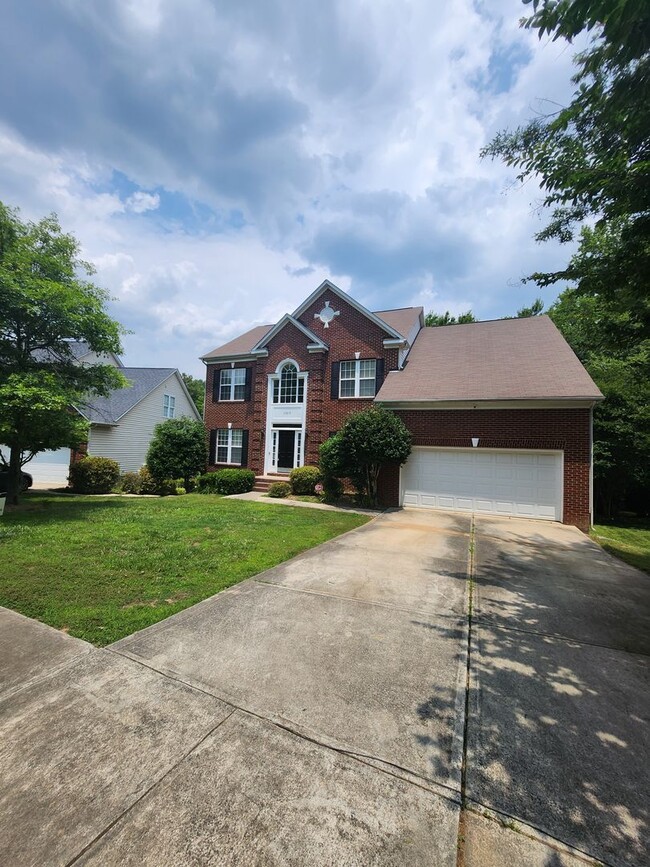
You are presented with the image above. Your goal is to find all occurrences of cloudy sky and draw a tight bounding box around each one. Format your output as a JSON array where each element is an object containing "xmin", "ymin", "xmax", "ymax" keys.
[{"xmin": 1, "ymin": 0, "xmax": 582, "ymax": 376}]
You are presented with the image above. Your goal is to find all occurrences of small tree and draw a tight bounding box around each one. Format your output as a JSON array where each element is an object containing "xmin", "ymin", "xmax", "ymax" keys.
[
  {"xmin": 0, "ymin": 203, "xmax": 126, "ymax": 503},
  {"xmin": 146, "ymin": 418, "xmax": 207, "ymax": 489},
  {"xmin": 328, "ymin": 406, "xmax": 412, "ymax": 507},
  {"xmin": 181, "ymin": 373, "xmax": 205, "ymax": 415}
]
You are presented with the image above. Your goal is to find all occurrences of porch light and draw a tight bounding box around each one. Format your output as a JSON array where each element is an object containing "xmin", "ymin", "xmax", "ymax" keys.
[
  {"xmin": 471, "ymin": 437, "xmax": 479, "ymax": 448},
  {"xmin": 228, "ymin": 422, "xmax": 233, "ymax": 430}
]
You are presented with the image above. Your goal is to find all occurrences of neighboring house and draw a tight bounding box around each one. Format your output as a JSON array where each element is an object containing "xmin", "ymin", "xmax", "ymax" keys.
[
  {"xmin": 19, "ymin": 343, "xmax": 201, "ymax": 485},
  {"xmin": 201, "ymin": 280, "xmax": 603, "ymax": 531}
]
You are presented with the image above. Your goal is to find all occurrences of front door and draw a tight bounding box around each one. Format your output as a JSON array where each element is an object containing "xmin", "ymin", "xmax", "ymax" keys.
[{"xmin": 277, "ymin": 430, "xmax": 296, "ymax": 472}]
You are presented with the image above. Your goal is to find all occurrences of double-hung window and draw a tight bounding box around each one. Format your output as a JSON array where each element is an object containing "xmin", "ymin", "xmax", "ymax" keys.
[
  {"xmin": 163, "ymin": 394, "xmax": 175, "ymax": 418},
  {"xmin": 219, "ymin": 368, "xmax": 246, "ymax": 401},
  {"xmin": 339, "ymin": 359, "xmax": 376, "ymax": 398},
  {"xmin": 216, "ymin": 428, "xmax": 243, "ymax": 465}
]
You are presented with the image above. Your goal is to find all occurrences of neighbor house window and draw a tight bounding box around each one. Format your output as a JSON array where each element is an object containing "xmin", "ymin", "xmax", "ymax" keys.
[
  {"xmin": 272, "ymin": 362, "xmax": 304, "ymax": 404},
  {"xmin": 163, "ymin": 394, "xmax": 175, "ymax": 418},
  {"xmin": 216, "ymin": 428, "xmax": 243, "ymax": 465},
  {"xmin": 219, "ymin": 368, "xmax": 247, "ymax": 401},
  {"xmin": 339, "ymin": 359, "xmax": 376, "ymax": 398}
]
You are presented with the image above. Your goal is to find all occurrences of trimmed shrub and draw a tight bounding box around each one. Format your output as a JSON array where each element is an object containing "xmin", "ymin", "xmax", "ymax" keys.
[
  {"xmin": 138, "ymin": 466, "xmax": 159, "ymax": 495},
  {"xmin": 157, "ymin": 478, "xmax": 179, "ymax": 496},
  {"xmin": 119, "ymin": 472, "xmax": 141, "ymax": 494},
  {"xmin": 197, "ymin": 468, "xmax": 255, "ymax": 495},
  {"xmin": 268, "ymin": 481, "xmax": 291, "ymax": 498},
  {"xmin": 289, "ymin": 465, "xmax": 322, "ymax": 495},
  {"xmin": 196, "ymin": 472, "xmax": 220, "ymax": 494},
  {"xmin": 69, "ymin": 456, "xmax": 120, "ymax": 494}
]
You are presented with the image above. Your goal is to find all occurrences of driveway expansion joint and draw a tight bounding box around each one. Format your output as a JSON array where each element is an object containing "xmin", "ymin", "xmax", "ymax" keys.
[
  {"xmin": 473, "ymin": 618, "xmax": 650, "ymax": 659},
  {"xmin": 252, "ymin": 576, "xmax": 467, "ymax": 620},
  {"xmin": 463, "ymin": 801, "xmax": 612, "ymax": 867},
  {"xmin": 64, "ymin": 708, "xmax": 237, "ymax": 867},
  {"xmin": 107, "ymin": 645, "xmax": 463, "ymax": 808}
]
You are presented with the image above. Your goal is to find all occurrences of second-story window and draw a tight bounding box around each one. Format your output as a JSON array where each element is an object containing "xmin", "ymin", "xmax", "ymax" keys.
[
  {"xmin": 340, "ymin": 359, "xmax": 376, "ymax": 398},
  {"xmin": 163, "ymin": 394, "xmax": 175, "ymax": 418},
  {"xmin": 273, "ymin": 362, "xmax": 304, "ymax": 404},
  {"xmin": 219, "ymin": 368, "xmax": 246, "ymax": 401}
]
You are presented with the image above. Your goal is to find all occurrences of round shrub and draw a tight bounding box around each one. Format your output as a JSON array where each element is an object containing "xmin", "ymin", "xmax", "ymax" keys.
[
  {"xmin": 157, "ymin": 478, "xmax": 178, "ymax": 496},
  {"xmin": 289, "ymin": 465, "xmax": 322, "ymax": 495},
  {"xmin": 197, "ymin": 468, "xmax": 255, "ymax": 495},
  {"xmin": 69, "ymin": 456, "xmax": 120, "ymax": 494},
  {"xmin": 119, "ymin": 472, "xmax": 141, "ymax": 494},
  {"xmin": 268, "ymin": 481, "xmax": 291, "ymax": 498}
]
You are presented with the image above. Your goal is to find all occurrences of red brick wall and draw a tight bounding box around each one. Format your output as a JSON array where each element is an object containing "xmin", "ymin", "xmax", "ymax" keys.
[
  {"xmin": 203, "ymin": 292, "xmax": 402, "ymax": 473},
  {"xmin": 377, "ymin": 408, "xmax": 592, "ymax": 531}
]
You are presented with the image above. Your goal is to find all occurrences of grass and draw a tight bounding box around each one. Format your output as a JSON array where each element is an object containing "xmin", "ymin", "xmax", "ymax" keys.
[
  {"xmin": 591, "ymin": 520, "xmax": 650, "ymax": 574},
  {"xmin": 0, "ymin": 492, "xmax": 369, "ymax": 646}
]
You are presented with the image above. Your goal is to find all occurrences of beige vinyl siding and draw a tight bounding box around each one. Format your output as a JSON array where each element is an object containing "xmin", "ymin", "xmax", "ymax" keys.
[
  {"xmin": 87, "ymin": 374, "xmax": 201, "ymax": 473},
  {"xmin": 77, "ymin": 351, "xmax": 122, "ymax": 368}
]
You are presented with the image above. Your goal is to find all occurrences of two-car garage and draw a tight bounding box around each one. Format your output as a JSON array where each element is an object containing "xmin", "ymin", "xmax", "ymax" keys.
[{"xmin": 401, "ymin": 447, "xmax": 563, "ymax": 521}]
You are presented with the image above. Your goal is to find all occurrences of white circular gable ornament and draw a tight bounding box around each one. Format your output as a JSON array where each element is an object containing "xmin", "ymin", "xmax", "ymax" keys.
[{"xmin": 314, "ymin": 300, "xmax": 340, "ymax": 328}]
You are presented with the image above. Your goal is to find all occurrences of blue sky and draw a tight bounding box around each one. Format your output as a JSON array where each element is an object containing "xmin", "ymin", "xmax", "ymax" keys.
[{"xmin": 0, "ymin": 0, "xmax": 583, "ymax": 376}]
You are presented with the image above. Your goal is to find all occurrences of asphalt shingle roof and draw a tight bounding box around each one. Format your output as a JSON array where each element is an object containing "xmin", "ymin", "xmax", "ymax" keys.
[
  {"xmin": 77, "ymin": 368, "xmax": 176, "ymax": 423},
  {"xmin": 376, "ymin": 316, "xmax": 603, "ymax": 403}
]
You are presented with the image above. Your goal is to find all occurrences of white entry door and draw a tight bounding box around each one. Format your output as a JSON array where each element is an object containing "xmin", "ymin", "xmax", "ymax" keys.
[{"xmin": 401, "ymin": 448, "xmax": 563, "ymax": 521}]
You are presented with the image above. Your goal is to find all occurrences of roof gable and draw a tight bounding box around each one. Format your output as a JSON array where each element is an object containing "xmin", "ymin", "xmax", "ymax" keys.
[
  {"xmin": 292, "ymin": 280, "xmax": 405, "ymax": 342},
  {"xmin": 249, "ymin": 314, "xmax": 328, "ymax": 354},
  {"xmin": 77, "ymin": 368, "xmax": 178, "ymax": 423}
]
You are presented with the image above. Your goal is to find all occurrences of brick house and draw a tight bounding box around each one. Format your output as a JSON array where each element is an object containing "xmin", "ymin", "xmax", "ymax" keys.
[{"xmin": 201, "ymin": 280, "xmax": 602, "ymax": 531}]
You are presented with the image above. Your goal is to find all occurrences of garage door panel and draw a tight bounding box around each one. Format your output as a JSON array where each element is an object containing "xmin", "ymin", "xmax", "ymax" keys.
[{"xmin": 401, "ymin": 448, "xmax": 562, "ymax": 521}]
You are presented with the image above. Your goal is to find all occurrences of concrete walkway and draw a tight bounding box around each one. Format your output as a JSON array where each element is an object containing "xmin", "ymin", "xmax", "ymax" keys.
[
  {"xmin": 225, "ymin": 488, "xmax": 382, "ymax": 515},
  {"xmin": 0, "ymin": 509, "xmax": 648, "ymax": 865}
]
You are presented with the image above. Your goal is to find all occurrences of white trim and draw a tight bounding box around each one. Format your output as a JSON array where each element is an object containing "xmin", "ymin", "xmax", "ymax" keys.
[
  {"xmin": 264, "ymin": 368, "xmax": 308, "ymax": 474},
  {"xmin": 339, "ymin": 358, "xmax": 376, "ymax": 399},
  {"xmin": 375, "ymin": 398, "xmax": 600, "ymax": 410},
  {"xmin": 218, "ymin": 366, "xmax": 247, "ymax": 402},
  {"xmin": 215, "ymin": 427, "xmax": 243, "ymax": 466},
  {"xmin": 163, "ymin": 393, "xmax": 176, "ymax": 418},
  {"xmin": 400, "ymin": 446, "xmax": 564, "ymax": 523},
  {"xmin": 291, "ymin": 280, "xmax": 405, "ymax": 341}
]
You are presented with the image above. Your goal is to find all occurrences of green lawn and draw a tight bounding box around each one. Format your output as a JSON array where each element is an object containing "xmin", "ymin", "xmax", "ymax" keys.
[
  {"xmin": 0, "ymin": 493, "xmax": 369, "ymax": 646},
  {"xmin": 591, "ymin": 521, "xmax": 650, "ymax": 574}
]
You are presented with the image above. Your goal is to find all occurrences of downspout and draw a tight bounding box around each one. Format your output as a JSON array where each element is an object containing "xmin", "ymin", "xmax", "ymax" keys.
[{"xmin": 589, "ymin": 403, "xmax": 594, "ymax": 527}]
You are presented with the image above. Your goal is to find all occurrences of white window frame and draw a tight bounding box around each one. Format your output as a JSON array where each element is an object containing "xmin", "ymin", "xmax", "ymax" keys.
[
  {"xmin": 219, "ymin": 367, "xmax": 247, "ymax": 402},
  {"xmin": 339, "ymin": 359, "xmax": 376, "ymax": 399},
  {"xmin": 216, "ymin": 428, "xmax": 243, "ymax": 465},
  {"xmin": 163, "ymin": 394, "xmax": 176, "ymax": 418}
]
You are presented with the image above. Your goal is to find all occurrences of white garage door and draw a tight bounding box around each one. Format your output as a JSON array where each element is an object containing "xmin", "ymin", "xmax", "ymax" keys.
[{"xmin": 401, "ymin": 448, "xmax": 563, "ymax": 521}]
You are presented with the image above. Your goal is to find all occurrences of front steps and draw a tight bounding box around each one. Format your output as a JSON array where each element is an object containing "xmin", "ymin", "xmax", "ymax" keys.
[{"xmin": 253, "ymin": 475, "xmax": 288, "ymax": 493}]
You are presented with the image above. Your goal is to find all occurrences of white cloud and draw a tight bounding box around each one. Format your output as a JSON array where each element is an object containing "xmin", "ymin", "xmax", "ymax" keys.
[{"xmin": 0, "ymin": 0, "xmax": 584, "ymax": 377}]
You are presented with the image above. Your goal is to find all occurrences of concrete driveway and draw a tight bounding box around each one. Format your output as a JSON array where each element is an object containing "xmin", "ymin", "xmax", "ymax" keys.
[{"xmin": 0, "ymin": 508, "xmax": 648, "ymax": 866}]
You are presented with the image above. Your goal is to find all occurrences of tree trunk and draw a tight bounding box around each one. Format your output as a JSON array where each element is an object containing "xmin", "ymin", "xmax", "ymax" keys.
[{"xmin": 7, "ymin": 445, "xmax": 22, "ymax": 505}]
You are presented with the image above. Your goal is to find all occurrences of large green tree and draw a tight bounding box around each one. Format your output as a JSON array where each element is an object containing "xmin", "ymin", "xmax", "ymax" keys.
[
  {"xmin": 549, "ymin": 280, "xmax": 649, "ymax": 518},
  {"xmin": 482, "ymin": 0, "xmax": 650, "ymax": 332},
  {"xmin": 181, "ymin": 372, "xmax": 205, "ymax": 415},
  {"xmin": 0, "ymin": 203, "xmax": 126, "ymax": 503}
]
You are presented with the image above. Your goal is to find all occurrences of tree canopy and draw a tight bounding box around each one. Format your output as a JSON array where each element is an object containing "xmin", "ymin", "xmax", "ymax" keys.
[
  {"xmin": 425, "ymin": 310, "xmax": 476, "ymax": 327},
  {"xmin": 0, "ymin": 202, "xmax": 126, "ymax": 502},
  {"xmin": 181, "ymin": 373, "xmax": 205, "ymax": 415},
  {"xmin": 482, "ymin": 0, "xmax": 650, "ymax": 333},
  {"xmin": 319, "ymin": 406, "xmax": 412, "ymax": 507}
]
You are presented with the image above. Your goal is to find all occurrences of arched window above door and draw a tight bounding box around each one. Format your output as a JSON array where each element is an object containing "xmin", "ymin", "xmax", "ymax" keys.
[{"xmin": 272, "ymin": 360, "xmax": 305, "ymax": 404}]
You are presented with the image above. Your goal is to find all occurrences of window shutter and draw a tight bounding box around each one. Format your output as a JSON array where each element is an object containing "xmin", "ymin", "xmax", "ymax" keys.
[
  {"xmin": 330, "ymin": 362, "xmax": 340, "ymax": 399},
  {"xmin": 212, "ymin": 369, "xmax": 220, "ymax": 403},
  {"xmin": 209, "ymin": 429, "xmax": 218, "ymax": 464},
  {"xmin": 240, "ymin": 430, "xmax": 249, "ymax": 467},
  {"xmin": 374, "ymin": 358, "xmax": 385, "ymax": 395},
  {"xmin": 244, "ymin": 367, "xmax": 252, "ymax": 401}
]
